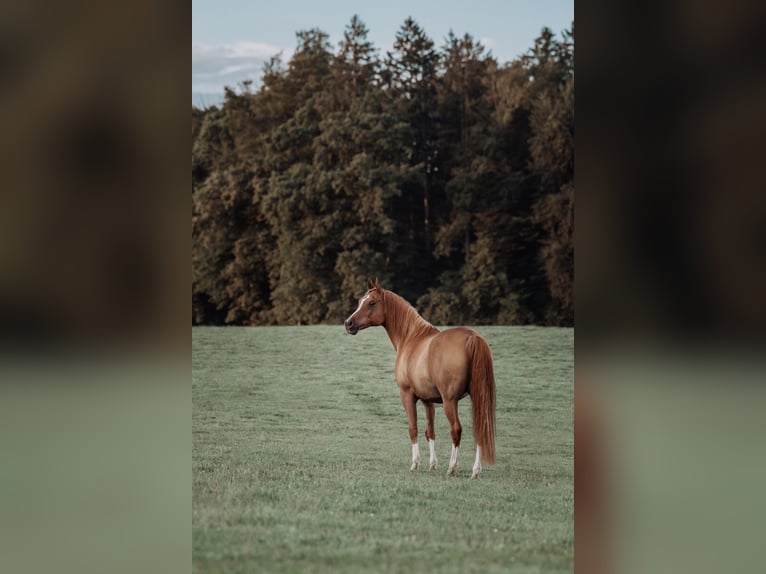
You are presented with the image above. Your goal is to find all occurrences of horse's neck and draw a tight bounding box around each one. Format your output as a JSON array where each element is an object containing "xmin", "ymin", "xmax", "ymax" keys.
[{"xmin": 382, "ymin": 291, "xmax": 437, "ymax": 351}]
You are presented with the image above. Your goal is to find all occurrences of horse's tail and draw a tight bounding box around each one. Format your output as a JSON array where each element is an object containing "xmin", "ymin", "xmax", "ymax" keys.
[{"xmin": 466, "ymin": 334, "xmax": 496, "ymax": 465}]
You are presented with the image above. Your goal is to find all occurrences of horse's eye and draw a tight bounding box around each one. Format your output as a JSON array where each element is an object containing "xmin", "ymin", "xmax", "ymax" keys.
[{"xmin": 369, "ymin": 301, "xmax": 376, "ymax": 307}]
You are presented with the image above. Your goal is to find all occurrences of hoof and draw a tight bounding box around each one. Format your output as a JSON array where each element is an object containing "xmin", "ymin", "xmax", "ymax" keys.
[
  {"xmin": 447, "ymin": 465, "xmax": 457, "ymax": 476},
  {"xmin": 470, "ymin": 470, "xmax": 481, "ymax": 479},
  {"xmin": 410, "ymin": 461, "xmax": 420, "ymax": 471},
  {"xmin": 429, "ymin": 461, "xmax": 438, "ymax": 470}
]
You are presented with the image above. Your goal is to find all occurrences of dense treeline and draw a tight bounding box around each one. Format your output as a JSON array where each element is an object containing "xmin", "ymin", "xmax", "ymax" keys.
[{"xmin": 193, "ymin": 16, "xmax": 573, "ymax": 326}]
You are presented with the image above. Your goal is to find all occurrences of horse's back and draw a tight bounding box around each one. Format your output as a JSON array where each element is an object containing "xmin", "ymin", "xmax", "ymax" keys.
[{"xmin": 431, "ymin": 326, "xmax": 481, "ymax": 352}]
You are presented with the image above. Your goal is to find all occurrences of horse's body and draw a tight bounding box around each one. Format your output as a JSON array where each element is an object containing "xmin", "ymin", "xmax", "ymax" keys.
[{"xmin": 345, "ymin": 278, "xmax": 496, "ymax": 478}]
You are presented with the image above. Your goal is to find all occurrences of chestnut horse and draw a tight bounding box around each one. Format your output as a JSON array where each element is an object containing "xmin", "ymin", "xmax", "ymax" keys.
[{"xmin": 344, "ymin": 278, "xmax": 496, "ymax": 478}]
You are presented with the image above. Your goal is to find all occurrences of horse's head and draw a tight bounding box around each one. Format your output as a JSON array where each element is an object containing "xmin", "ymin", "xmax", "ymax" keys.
[{"xmin": 344, "ymin": 277, "xmax": 385, "ymax": 335}]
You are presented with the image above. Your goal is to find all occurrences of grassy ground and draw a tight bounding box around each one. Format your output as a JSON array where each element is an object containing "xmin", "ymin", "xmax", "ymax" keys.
[{"xmin": 193, "ymin": 325, "xmax": 573, "ymax": 573}]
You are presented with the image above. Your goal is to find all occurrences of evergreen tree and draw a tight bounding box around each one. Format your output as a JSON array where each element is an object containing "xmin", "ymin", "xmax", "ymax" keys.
[
  {"xmin": 332, "ymin": 15, "xmax": 380, "ymax": 102},
  {"xmin": 258, "ymin": 29, "xmax": 334, "ymax": 323},
  {"xmin": 383, "ymin": 18, "xmax": 441, "ymax": 298},
  {"xmin": 534, "ymin": 182, "xmax": 574, "ymax": 324}
]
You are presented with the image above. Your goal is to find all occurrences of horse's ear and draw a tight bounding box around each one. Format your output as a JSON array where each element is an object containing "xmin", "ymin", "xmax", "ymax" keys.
[
  {"xmin": 375, "ymin": 277, "xmax": 381, "ymax": 291},
  {"xmin": 367, "ymin": 277, "xmax": 375, "ymax": 290}
]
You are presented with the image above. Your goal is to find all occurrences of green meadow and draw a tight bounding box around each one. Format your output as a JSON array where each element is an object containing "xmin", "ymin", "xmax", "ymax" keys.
[{"xmin": 193, "ymin": 325, "xmax": 573, "ymax": 573}]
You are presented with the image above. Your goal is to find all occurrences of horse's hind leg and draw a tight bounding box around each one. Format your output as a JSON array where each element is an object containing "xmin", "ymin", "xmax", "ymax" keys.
[
  {"xmin": 443, "ymin": 399, "xmax": 462, "ymax": 476},
  {"xmin": 400, "ymin": 389, "xmax": 420, "ymax": 470},
  {"xmin": 471, "ymin": 446, "xmax": 482, "ymax": 479},
  {"xmin": 423, "ymin": 401, "xmax": 437, "ymax": 470}
]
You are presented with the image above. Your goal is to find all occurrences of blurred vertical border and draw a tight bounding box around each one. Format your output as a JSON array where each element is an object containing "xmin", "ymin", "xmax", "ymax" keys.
[
  {"xmin": 0, "ymin": 1, "xmax": 189, "ymax": 573},
  {"xmin": 578, "ymin": 1, "xmax": 766, "ymax": 573}
]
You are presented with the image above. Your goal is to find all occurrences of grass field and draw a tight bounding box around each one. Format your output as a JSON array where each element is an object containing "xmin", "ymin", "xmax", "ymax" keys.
[{"xmin": 193, "ymin": 325, "xmax": 573, "ymax": 573}]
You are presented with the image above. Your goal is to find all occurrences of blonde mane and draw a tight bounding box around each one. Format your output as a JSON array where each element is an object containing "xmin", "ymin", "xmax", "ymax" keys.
[{"xmin": 381, "ymin": 289, "xmax": 439, "ymax": 350}]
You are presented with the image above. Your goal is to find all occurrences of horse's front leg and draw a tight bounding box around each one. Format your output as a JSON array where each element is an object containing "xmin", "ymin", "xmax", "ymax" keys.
[{"xmin": 399, "ymin": 388, "xmax": 420, "ymax": 470}]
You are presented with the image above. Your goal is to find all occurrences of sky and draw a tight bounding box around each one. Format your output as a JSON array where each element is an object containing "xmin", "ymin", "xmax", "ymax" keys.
[{"xmin": 192, "ymin": 0, "xmax": 573, "ymax": 107}]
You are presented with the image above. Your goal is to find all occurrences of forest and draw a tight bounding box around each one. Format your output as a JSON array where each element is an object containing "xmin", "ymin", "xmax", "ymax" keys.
[{"xmin": 192, "ymin": 16, "xmax": 573, "ymax": 326}]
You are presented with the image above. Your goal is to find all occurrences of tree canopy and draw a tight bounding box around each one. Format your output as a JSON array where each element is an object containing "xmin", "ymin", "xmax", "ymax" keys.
[{"xmin": 192, "ymin": 17, "xmax": 574, "ymax": 326}]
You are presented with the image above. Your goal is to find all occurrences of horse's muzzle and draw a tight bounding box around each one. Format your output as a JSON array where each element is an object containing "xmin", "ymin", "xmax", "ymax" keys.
[{"xmin": 344, "ymin": 318, "xmax": 359, "ymax": 335}]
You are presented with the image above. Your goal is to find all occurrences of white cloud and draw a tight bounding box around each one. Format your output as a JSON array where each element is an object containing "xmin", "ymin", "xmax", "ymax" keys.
[
  {"xmin": 192, "ymin": 41, "xmax": 293, "ymax": 95},
  {"xmin": 218, "ymin": 64, "xmax": 251, "ymax": 76}
]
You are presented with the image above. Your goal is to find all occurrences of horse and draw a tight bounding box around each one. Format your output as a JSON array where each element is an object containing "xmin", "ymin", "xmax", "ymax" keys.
[{"xmin": 344, "ymin": 278, "xmax": 496, "ymax": 478}]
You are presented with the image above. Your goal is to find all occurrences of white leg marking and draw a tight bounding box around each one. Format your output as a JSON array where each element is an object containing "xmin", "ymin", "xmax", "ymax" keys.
[
  {"xmin": 447, "ymin": 445, "xmax": 459, "ymax": 475},
  {"xmin": 428, "ymin": 439, "xmax": 437, "ymax": 470},
  {"xmin": 410, "ymin": 442, "xmax": 421, "ymax": 471},
  {"xmin": 471, "ymin": 445, "xmax": 482, "ymax": 478}
]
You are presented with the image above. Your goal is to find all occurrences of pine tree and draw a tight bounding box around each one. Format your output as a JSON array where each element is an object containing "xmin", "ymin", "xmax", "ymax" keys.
[{"xmin": 382, "ymin": 18, "xmax": 441, "ymax": 298}]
